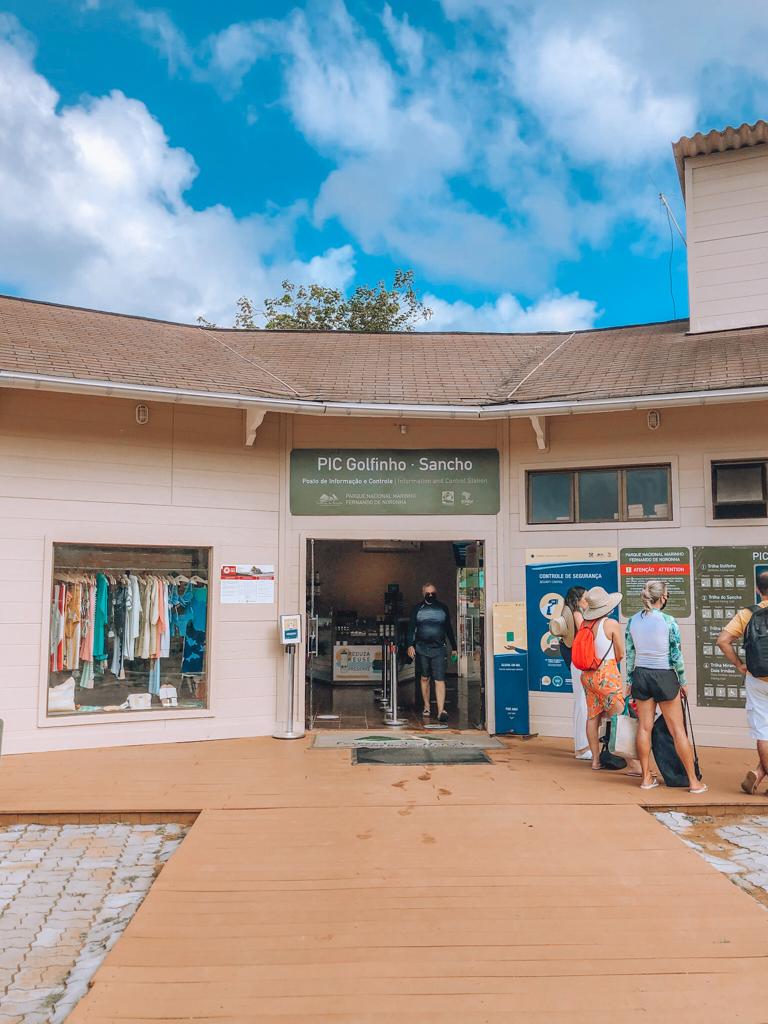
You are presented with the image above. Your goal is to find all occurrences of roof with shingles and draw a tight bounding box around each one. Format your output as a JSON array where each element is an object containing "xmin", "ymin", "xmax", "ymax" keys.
[{"xmin": 2, "ymin": 293, "xmax": 768, "ymax": 409}]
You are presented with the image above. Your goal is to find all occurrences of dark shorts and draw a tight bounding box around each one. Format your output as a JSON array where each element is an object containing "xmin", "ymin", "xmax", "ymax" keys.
[
  {"xmin": 415, "ymin": 650, "xmax": 448, "ymax": 681},
  {"xmin": 631, "ymin": 666, "xmax": 680, "ymax": 703}
]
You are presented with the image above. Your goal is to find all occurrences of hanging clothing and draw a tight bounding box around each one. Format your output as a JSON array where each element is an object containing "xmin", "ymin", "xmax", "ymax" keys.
[
  {"xmin": 63, "ymin": 584, "xmax": 82, "ymax": 671},
  {"xmin": 148, "ymin": 657, "xmax": 161, "ymax": 696},
  {"xmin": 125, "ymin": 574, "xmax": 141, "ymax": 659},
  {"xmin": 50, "ymin": 584, "xmax": 66, "ymax": 671},
  {"xmin": 168, "ymin": 584, "xmax": 182, "ymax": 637},
  {"xmin": 80, "ymin": 583, "xmax": 96, "ymax": 664},
  {"xmin": 80, "ymin": 659, "xmax": 94, "ymax": 690},
  {"xmin": 182, "ymin": 623, "xmax": 206, "ymax": 675},
  {"xmin": 110, "ymin": 584, "xmax": 128, "ymax": 679},
  {"xmin": 159, "ymin": 582, "xmax": 171, "ymax": 658},
  {"xmin": 181, "ymin": 585, "xmax": 208, "ymax": 675},
  {"xmin": 92, "ymin": 573, "xmax": 109, "ymax": 665},
  {"xmin": 138, "ymin": 577, "xmax": 152, "ymax": 660},
  {"xmin": 151, "ymin": 578, "xmax": 166, "ymax": 659}
]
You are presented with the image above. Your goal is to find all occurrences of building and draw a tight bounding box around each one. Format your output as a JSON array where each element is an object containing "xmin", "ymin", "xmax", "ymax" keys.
[{"xmin": 2, "ymin": 121, "xmax": 768, "ymax": 754}]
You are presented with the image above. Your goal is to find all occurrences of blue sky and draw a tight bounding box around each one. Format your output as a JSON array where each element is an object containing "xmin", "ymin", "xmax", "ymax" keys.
[{"xmin": 0, "ymin": 1, "xmax": 766, "ymax": 331}]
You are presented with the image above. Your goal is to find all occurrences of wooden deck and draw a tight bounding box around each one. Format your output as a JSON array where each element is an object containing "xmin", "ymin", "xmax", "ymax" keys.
[{"xmin": 2, "ymin": 735, "xmax": 768, "ymax": 1021}]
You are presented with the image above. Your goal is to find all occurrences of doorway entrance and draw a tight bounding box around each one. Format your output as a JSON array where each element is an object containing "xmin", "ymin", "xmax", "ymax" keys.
[{"xmin": 305, "ymin": 539, "xmax": 486, "ymax": 730}]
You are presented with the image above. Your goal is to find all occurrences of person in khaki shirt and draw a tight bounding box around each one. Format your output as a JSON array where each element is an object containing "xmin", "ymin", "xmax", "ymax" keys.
[{"xmin": 717, "ymin": 573, "xmax": 768, "ymax": 795}]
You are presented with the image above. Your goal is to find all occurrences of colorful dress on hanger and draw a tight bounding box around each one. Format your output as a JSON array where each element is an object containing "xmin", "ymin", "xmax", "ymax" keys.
[
  {"xmin": 181, "ymin": 585, "xmax": 208, "ymax": 675},
  {"xmin": 92, "ymin": 573, "xmax": 109, "ymax": 667}
]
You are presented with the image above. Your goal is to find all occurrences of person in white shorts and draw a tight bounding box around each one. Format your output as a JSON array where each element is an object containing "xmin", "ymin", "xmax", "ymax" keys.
[{"xmin": 718, "ymin": 572, "xmax": 768, "ymax": 795}]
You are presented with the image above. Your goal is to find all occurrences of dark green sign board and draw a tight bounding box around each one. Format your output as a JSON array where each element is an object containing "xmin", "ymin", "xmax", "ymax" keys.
[
  {"xmin": 290, "ymin": 449, "xmax": 500, "ymax": 516},
  {"xmin": 619, "ymin": 548, "xmax": 691, "ymax": 618},
  {"xmin": 692, "ymin": 546, "xmax": 761, "ymax": 709}
]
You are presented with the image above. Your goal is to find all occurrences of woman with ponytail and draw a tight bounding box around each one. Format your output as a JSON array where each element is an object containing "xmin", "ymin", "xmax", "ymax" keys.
[{"xmin": 625, "ymin": 580, "xmax": 707, "ymax": 794}]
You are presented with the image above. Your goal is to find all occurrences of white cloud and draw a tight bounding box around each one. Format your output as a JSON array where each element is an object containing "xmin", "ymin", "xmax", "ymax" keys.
[
  {"xmin": 0, "ymin": 17, "xmax": 355, "ymax": 324},
  {"xmin": 131, "ymin": 7, "xmax": 194, "ymax": 75},
  {"xmin": 273, "ymin": 4, "xmax": 554, "ymax": 290},
  {"xmin": 424, "ymin": 291, "xmax": 599, "ymax": 333},
  {"xmin": 281, "ymin": 5, "xmax": 403, "ymax": 155},
  {"xmin": 203, "ymin": 21, "xmax": 270, "ymax": 91},
  {"xmin": 381, "ymin": 5, "xmax": 424, "ymax": 76},
  {"xmin": 510, "ymin": 30, "xmax": 694, "ymax": 166}
]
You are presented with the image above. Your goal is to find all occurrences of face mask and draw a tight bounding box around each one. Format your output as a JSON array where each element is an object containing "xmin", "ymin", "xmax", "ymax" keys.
[{"xmin": 424, "ymin": 592, "xmax": 436, "ymax": 603}]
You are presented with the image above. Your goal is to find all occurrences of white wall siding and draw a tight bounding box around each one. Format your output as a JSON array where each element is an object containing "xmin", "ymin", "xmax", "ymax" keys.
[
  {"xmin": 686, "ymin": 146, "xmax": 768, "ymax": 333},
  {"xmin": 0, "ymin": 391, "xmax": 282, "ymax": 754}
]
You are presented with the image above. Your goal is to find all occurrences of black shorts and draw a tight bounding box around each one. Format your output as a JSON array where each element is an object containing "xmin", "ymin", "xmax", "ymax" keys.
[
  {"xmin": 631, "ymin": 667, "xmax": 680, "ymax": 703},
  {"xmin": 415, "ymin": 650, "xmax": 448, "ymax": 681}
]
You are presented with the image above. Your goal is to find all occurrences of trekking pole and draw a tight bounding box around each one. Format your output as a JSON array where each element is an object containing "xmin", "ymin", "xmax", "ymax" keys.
[{"xmin": 384, "ymin": 642, "xmax": 407, "ymax": 727}]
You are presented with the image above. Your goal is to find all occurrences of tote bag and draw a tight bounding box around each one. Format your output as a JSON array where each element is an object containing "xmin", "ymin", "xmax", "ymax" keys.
[{"xmin": 607, "ymin": 702, "xmax": 638, "ymax": 759}]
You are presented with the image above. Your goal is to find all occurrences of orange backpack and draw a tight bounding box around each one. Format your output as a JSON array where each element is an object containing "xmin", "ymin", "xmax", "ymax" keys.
[{"xmin": 571, "ymin": 617, "xmax": 611, "ymax": 672}]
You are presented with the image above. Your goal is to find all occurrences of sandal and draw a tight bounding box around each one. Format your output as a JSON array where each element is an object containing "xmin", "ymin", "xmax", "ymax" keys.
[
  {"xmin": 741, "ymin": 770, "xmax": 762, "ymax": 795},
  {"xmin": 640, "ymin": 778, "xmax": 659, "ymax": 790},
  {"xmin": 689, "ymin": 784, "xmax": 708, "ymax": 795}
]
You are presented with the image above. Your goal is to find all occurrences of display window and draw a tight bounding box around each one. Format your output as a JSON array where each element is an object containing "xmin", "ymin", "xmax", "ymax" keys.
[{"xmin": 47, "ymin": 544, "xmax": 210, "ymax": 717}]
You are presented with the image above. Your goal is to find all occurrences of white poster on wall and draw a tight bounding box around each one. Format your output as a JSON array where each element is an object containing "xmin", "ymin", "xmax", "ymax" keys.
[{"xmin": 220, "ymin": 564, "xmax": 276, "ymax": 604}]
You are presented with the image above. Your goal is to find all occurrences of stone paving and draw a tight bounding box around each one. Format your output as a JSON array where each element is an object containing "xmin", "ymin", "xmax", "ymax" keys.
[
  {"xmin": 655, "ymin": 810, "xmax": 768, "ymax": 909},
  {"xmin": 0, "ymin": 822, "xmax": 187, "ymax": 1024}
]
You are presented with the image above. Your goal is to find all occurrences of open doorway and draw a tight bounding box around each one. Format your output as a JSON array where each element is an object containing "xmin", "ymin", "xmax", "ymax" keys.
[{"xmin": 305, "ymin": 539, "xmax": 486, "ymax": 730}]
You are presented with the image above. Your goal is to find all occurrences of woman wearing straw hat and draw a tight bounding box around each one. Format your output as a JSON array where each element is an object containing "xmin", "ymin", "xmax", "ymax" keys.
[
  {"xmin": 550, "ymin": 586, "xmax": 591, "ymax": 760},
  {"xmin": 573, "ymin": 586, "xmax": 626, "ymax": 771}
]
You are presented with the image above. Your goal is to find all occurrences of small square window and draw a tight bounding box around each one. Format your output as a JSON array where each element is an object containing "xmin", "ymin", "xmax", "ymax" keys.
[
  {"xmin": 528, "ymin": 471, "xmax": 573, "ymax": 524},
  {"xmin": 577, "ymin": 469, "xmax": 619, "ymax": 522},
  {"xmin": 625, "ymin": 466, "xmax": 671, "ymax": 520},
  {"xmin": 713, "ymin": 462, "xmax": 767, "ymax": 520}
]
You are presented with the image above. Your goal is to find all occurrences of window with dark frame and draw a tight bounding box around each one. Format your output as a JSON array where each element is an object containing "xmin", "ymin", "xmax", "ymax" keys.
[
  {"xmin": 527, "ymin": 465, "xmax": 673, "ymax": 525},
  {"xmin": 712, "ymin": 460, "xmax": 768, "ymax": 520}
]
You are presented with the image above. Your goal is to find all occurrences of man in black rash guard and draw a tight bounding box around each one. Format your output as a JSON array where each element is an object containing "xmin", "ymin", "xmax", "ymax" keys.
[{"xmin": 407, "ymin": 582, "xmax": 458, "ymax": 722}]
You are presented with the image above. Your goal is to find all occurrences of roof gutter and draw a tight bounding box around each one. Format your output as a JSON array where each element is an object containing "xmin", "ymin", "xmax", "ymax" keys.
[{"xmin": 1, "ymin": 369, "xmax": 767, "ymax": 420}]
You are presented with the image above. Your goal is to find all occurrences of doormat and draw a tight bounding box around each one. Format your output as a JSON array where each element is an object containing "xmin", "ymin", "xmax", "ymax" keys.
[
  {"xmin": 312, "ymin": 730, "xmax": 502, "ymax": 750},
  {"xmin": 354, "ymin": 747, "xmax": 491, "ymax": 766}
]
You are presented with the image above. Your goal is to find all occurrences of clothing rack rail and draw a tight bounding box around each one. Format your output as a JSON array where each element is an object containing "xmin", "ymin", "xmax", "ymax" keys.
[{"xmin": 53, "ymin": 567, "xmax": 208, "ymax": 574}]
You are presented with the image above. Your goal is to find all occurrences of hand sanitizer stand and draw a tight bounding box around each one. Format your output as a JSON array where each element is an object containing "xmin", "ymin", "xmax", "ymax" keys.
[{"xmin": 273, "ymin": 614, "xmax": 305, "ymax": 740}]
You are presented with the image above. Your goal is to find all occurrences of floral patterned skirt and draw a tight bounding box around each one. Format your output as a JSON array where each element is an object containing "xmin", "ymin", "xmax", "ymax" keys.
[{"xmin": 581, "ymin": 659, "xmax": 625, "ymax": 720}]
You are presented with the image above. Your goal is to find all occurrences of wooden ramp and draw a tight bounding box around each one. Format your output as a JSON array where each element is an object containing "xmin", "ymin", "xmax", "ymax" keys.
[{"xmin": 1, "ymin": 736, "xmax": 767, "ymax": 1021}]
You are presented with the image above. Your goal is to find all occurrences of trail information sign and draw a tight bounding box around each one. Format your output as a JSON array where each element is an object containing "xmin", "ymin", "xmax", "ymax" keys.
[{"xmin": 693, "ymin": 546, "xmax": 753, "ymax": 708}]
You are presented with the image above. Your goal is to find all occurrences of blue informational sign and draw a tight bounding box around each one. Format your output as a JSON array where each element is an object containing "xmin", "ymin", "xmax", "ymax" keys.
[
  {"xmin": 493, "ymin": 653, "xmax": 530, "ymax": 734},
  {"xmin": 525, "ymin": 559, "xmax": 619, "ymax": 694}
]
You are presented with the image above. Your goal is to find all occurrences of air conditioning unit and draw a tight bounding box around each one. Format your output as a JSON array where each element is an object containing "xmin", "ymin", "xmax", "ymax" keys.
[{"xmin": 361, "ymin": 540, "xmax": 421, "ymax": 553}]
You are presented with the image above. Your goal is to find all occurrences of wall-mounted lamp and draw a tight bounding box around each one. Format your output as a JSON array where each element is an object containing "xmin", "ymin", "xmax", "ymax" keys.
[
  {"xmin": 647, "ymin": 410, "xmax": 661, "ymax": 431},
  {"xmin": 399, "ymin": 423, "xmax": 408, "ymax": 435},
  {"xmin": 135, "ymin": 403, "xmax": 150, "ymax": 425}
]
